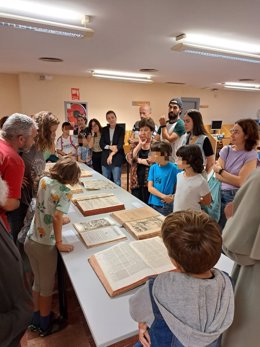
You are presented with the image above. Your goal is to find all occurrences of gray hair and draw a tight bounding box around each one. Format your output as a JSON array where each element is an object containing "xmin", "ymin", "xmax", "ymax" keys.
[{"xmin": 1, "ymin": 113, "xmax": 37, "ymax": 140}]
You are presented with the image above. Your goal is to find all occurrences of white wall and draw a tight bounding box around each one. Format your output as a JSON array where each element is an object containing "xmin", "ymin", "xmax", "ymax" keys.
[{"xmin": 1, "ymin": 72, "xmax": 260, "ymax": 133}]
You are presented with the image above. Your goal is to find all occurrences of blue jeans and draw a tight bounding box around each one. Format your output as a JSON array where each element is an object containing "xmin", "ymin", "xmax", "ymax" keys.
[
  {"xmin": 134, "ymin": 278, "xmax": 221, "ymax": 347},
  {"xmin": 149, "ymin": 204, "xmax": 173, "ymax": 216},
  {"xmin": 219, "ymin": 189, "xmax": 238, "ymax": 230},
  {"xmin": 102, "ymin": 165, "xmax": 122, "ymax": 186}
]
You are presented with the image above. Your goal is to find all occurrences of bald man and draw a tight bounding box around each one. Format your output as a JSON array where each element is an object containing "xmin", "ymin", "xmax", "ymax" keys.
[{"xmin": 129, "ymin": 105, "xmax": 157, "ymax": 145}]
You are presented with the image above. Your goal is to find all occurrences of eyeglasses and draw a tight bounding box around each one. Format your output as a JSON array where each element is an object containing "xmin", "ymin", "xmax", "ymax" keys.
[{"xmin": 230, "ymin": 128, "xmax": 240, "ymax": 135}]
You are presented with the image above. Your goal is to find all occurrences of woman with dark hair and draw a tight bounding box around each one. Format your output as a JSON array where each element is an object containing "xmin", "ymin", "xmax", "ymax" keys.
[
  {"xmin": 100, "ymin": 111, "xmax": 125, "ymax": 186},
  {"xmin": 213, "ymin": 118, "xmax": 259, "ymax": 229},
  {"xmin": 183, "ymin": 109, "xmax": 215, "ymax": 173},
  {"xmin": 173, "ymin": 144, "xmax": 212, "ymax": 212},
  {"xmin": 88, "ymin": 118, "xmax": 103, "ymax": 173}
]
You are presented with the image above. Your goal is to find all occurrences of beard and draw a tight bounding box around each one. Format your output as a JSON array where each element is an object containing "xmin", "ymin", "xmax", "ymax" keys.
[{"xmin": 168, "ymin": 112, "xmax": 178, "ymax": 123}]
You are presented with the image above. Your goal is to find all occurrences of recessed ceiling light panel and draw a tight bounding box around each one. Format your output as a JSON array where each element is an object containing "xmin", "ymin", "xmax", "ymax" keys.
[
  {"xmin": 0, "ymin": 12, "xmax": 94, "ymax": 38},
  {"xmin": 91, "ymin": 70, "xmax": 153, "ymax": 83},
  {"xmin": 172, "ymin": 33, "xmax": 260, "ymax": 63}
]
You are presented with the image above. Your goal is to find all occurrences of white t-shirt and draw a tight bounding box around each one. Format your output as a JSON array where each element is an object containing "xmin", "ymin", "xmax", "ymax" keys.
[
  {"xmin": 174, "ymin": 172, "xmax": 210, "ymax": 211},
  {"xmin": 56, "ymin": 135, "xmax": 77, "ymax": 156}
]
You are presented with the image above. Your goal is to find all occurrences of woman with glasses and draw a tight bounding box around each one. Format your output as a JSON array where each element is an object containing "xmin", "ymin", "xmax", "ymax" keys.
[{"xmin": 213, "ymin": 118, "xmax": 259, "ymax": 229}]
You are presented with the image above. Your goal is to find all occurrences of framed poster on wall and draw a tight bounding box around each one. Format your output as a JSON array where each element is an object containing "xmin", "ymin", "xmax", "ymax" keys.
[{"xmin": 64, "ymin": 101, "xmax": 88, "ymax": 126}]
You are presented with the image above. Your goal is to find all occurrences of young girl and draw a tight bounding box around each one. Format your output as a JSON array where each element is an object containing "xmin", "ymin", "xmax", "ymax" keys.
[
  {"xmin": 77, "ymin": 133, "xmax": 92, "ymax": 167},
  {"xmin": 24, "ymin": 156, "xmax": 81, "ymax": 337},
  {"xmin": 174, "ymin": 144, "xmax": 211, "ymax": 212}
]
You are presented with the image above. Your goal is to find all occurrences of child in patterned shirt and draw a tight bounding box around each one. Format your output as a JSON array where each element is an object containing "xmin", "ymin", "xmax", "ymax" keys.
[{"xmin": 25, "ymin": 156, "xmax": 81, "ymax": 337}]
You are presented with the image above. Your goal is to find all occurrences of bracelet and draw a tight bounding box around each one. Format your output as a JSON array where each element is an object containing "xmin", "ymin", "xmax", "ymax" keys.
[
  {"xmin": 160, "ymin": 125, "xmax": 166, "ymax": 128},
  {"xmin": 55, "ymin": 240, "xmax": 62, "ymax": 245},
  {"xmin": 218, "ymin": 168, "xmax": 224, "ymax": 175}
]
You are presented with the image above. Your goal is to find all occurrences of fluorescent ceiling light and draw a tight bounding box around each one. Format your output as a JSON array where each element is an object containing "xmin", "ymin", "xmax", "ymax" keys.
[
  {"xmin": 92, "ymin": 70, "xmax": 153, "ymax": 83},
  {"xmin": 0, "ymin": 13, "xmax": 93, "ymax": 38},
  {"xmin": 224, "ymin": 82, "xmax": 260, "ymax": 91},
  {"xmin": 172, "ymin": 34, "xmax": 260, "ymax": 64},
  {"xmin": 0, "ymin": 0, "xmax": 81, "ymax": 21}
]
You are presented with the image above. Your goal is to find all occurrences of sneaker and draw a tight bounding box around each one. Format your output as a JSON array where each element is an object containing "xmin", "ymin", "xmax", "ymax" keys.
[
  {"xmin": 28, "ymin": 323, "xmax": 40, "ymax": 332},
  {"xmin": 39, "ymin": 317, "xmax": 67, "ymax": 337}
]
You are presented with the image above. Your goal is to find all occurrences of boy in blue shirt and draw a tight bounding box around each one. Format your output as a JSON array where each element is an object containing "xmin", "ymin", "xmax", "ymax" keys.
[{"xmin": 148, "ymin": 141, "xmax": 179, "ymax": 216}]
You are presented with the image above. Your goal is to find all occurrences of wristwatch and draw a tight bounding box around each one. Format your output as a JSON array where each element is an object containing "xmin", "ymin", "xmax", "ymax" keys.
[{"xmin": 218, "ymin": 168, "xmax": 224, "ymax": 175}]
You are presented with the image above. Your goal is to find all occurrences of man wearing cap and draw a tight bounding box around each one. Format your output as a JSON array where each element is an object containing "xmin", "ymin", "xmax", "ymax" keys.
[
  {"xmin": 73, "ymin": 114, "xmax": 89, "ymax": 146},
  {"xmin": 157, "ymin": 98, "xmax": 185, "ymax": 162}
]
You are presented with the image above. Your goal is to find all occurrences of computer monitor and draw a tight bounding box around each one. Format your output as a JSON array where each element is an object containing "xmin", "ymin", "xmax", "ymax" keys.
[{"xmin": 211, "ymin": 120, "xmax": 222, "ymax": 134}]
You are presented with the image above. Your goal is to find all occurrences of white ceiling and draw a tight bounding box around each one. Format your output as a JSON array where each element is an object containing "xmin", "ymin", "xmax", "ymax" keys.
[{"xmin": 1, "ymin": 0, "xmax": 260, "ymax": 89}]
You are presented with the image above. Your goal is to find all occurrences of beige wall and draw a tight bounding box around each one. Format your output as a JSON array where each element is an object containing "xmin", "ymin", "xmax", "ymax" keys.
[
  {"xmin": 1, "ymin": 72, "xmax": 260, "ymax": 134},
  {"xmin": 0, "ymin": 74, "xmax": 21, "ymax": 116}
]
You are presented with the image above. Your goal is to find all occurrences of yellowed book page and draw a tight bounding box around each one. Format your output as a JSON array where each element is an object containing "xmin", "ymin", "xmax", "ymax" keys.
[
  {"xmin": 111, "ymin": 206, "xmax": 160, "ymax": 226},
  {"xmin": 131, "ymin": 237, "xmax": 174, "ymax": 274},
  {"xmin": 66, "ymin": 182, "xmax": 84, "ymax": 194},
  {"xmin": 83, "ymin": 179, "xmax": 115, "ymax": 190},
  {"xmin": 124, "ymin": 215, "xmax": 164, "ymax": 239},
  {"xmin": 73, "ymin": 218, "xmax": 113, "ymax": 234},
  {"xmin": 91, "ymin": 242, "xmax": 155, "ymax": 292},
  {"xmin": 76, "ymin": 194, "xmax": 122, "ymax": 212},
  {"xmin": 80, "ymin": 225, "xmax": 126, "ymax": 247},
  {"xmin": 80, "ymin": 170, "xmax": 93, "ymax": 177}
]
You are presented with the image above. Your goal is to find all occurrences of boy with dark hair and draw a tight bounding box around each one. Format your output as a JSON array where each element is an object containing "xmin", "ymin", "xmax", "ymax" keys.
[
  {"xmin": 148, "ymin": 141, "xmax": 179, "ymax": 216},
  {"xmin": 129, "ymin": 210, "xmax": 234, "ymax": 347},
  {"xmin": 56, "ymin": 121, "xmax": 77, "ymax": 157}
]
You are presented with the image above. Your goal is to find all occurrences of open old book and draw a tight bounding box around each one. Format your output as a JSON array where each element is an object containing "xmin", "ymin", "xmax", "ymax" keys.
[
  {"xmin": 73, "ymin": 217, "xmax": 126, "ymax": 247},
  {"xmin": 83, "ymin": 179, "xmax": 115, "ymax": 190},
  {"xmin": 72, "ymin": 193, "xmax": 125, "ymax": 216},
  {"xmin": 111, "ymin": 206, "xmax": 164, "ymax": 239},
  {"xmin": 66, "ymin": 182, "xmax": 84, "ymax": 194},
  {"xmin": 80, "ymin": 169, "xmax": 93, "ymax": 178},
  {"xmin": 89, "ymin": 236, "xmax": 174, "ymax": 297}
]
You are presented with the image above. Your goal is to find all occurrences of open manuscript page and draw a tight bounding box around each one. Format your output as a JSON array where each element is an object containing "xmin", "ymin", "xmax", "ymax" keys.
[
  {"xmin": 73, "ymin": 218, "xmax": 126, "ymax": 247},
  {"xmin": 89, "ymin": 236, "xmax": 174, "ymax": 296},
  {"xmin": 83, "ymin": 179, "xmax": 115, "ymax": 190},
  {"xmin": 111, "ymin": 206, "xmax": 164, "ymax": 239},
  {"xmin": 73, "ymin": 193, "xmax": 125, "ymax": 216}
]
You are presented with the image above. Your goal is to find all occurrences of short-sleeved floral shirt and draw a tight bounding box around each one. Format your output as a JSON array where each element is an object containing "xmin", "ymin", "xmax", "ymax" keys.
[{"xmin": 28, "ymin": 176, "xmax": 72, "ymax": 245}]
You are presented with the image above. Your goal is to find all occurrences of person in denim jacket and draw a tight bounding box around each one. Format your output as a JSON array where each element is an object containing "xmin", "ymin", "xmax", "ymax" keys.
[{"xmin": 129, "ymin": 210, "xmax": 234, "ymax": 347}]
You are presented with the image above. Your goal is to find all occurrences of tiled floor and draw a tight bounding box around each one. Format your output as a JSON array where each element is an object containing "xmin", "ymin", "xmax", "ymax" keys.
[{"xmin": 21, "ymin": 170, "xmax": 139, "ymax": 347}]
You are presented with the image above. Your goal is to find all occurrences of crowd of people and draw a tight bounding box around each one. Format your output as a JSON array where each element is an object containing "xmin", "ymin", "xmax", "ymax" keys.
[{"xmin": 0, "ymin": 99, "xmax": 260, "ymax": 346}]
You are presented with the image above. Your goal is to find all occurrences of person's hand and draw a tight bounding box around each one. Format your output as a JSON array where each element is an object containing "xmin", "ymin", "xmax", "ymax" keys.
[
  {"xmin": 138, "ymin": 322, "xmax": 150, "ymax": 347},
  {"xmin": 62, "ymin": 215, "xmax": 70, "ymax": 225},
  {"xmin": 110, "ymin": 145, "xmax": 118, "ymax": 153},
  {"xmin": 146, "ymin": 156, "xmax": 155, "ymax": 165},
  {"xmin": 21, "ymin": 177, "xmax": 29, "ymax": 188},
  {"xmin": 159, "ymin": 116, "xmax": 167, "ymax": 126},
  {"xmin": 224, "ymin": 202, "xmax": 234, "ymax": 219},
  {"xmin": 56, "ymin": 242, "xmax": 74, "ymax": 253},
  {"xmin": 162, "ymin": 194, "xmax": 174, "ymax": 204},
  {"xmin": 139, "ymin": 136, "xmax": 147, "ymax": 146},
  {"xmin": 107, "ymin": 154, "xmax": 113, "ymax": 165},
  {"xmin": 213, "ymin": 163, "xmax": 222, "ymax": 173}
]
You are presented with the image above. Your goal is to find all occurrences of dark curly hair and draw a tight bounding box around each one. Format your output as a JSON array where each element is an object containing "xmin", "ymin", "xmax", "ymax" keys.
[{"xmin": 176, "ymin": 144, "xmax": 204, "ymax": 173}]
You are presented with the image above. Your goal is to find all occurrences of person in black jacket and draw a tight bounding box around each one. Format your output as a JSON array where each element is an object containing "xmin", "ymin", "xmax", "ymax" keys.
[
  {"xmin": 100, "ymin": 110, "xmax": 125, "ymax": 186},
  {"xmin": 0, "ymin": 177, "xmax": 32, "ymax": 347}
]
